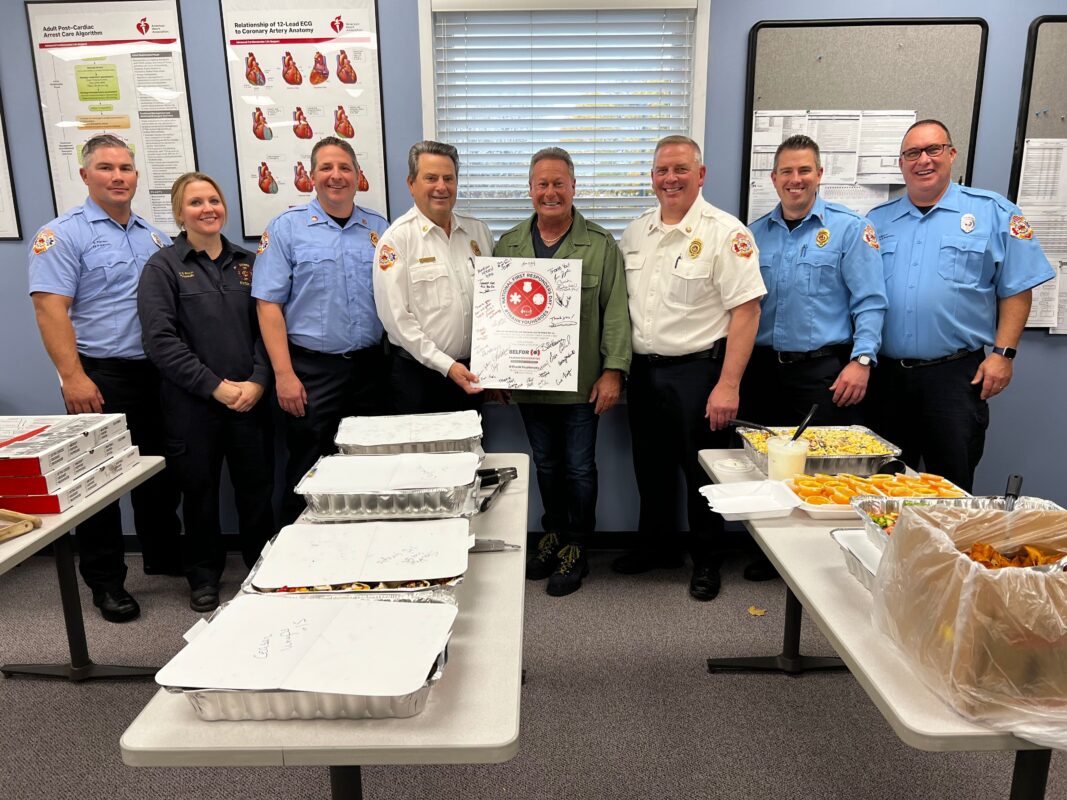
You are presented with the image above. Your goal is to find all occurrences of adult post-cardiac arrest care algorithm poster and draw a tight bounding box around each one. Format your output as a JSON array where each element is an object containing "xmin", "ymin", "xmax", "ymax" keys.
[
  {"xmin": 220, "ymin": 0, "xmax": 388, "ymax": 238},
  {"xmin": 26, "ymin": 0, "xmax": 197, "ymax": 235}
]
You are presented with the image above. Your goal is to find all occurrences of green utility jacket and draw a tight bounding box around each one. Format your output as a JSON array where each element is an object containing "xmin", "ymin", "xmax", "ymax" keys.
[{"xmin": 493, "ymin": 209, "xmax": 632, "ymax": 404}]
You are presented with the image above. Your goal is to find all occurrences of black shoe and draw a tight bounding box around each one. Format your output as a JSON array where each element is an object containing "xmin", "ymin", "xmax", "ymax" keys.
[
  {"xmin": 190, "ymin": 585, "xmax": 220, "ymax": 613},
  {"xmin": 688, "ymin": 564, "xmax": 721, "ymax": 601},
  {"xmin": 526, "ymin": 532, "xmax": 561, "ymax": 580},
  {"xmin": 611, "ymin": 549, "xmax": 684, "ymax": 575},
  {"xmin": 547, "ymin": 544, "xmax": 589, "ymax": 597},
  {"xmin": 92, "ymin": 589, "xmax": 140, "ymax": 623},
  {"xmin": 743, "ymin": 556, "xmax": 780, "ymax": 582}
]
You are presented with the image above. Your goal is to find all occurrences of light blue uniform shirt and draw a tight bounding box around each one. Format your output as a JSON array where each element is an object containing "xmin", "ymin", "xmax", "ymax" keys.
[
  {"xmin": 251, "ymin": 197, "xmax": 388, "ymax": 354},
  {"xmin": 749, "ymin": 196, "xmax": 887, "ymax": 360},
  {"xmin": 27, "ymin": 197, "xmax": 170, "ymax": 359},
  {"xmin": 867, "ymin": 183, "xmax": 1054, "ymax": 361}
]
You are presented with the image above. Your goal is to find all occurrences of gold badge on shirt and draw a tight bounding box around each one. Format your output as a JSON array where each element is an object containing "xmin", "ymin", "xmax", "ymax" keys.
[
  {"xmin": 815, "ymin": 228, "xmax": 830, "ymax": 248},
  {"xmin": 687, "ymin": 238, "xmax": 703, "ymax": 258},
  {"xmin": 369, "ymin": 231, "xmax": 379, "ymax": 246},
  {"xmin": 730, "ymin": 232, "xmax": 754, "ymax": 259},
  {"xmin": 470, "ymin": 240, "xmax": 482, "ymax": 257},
  {"xmin": 862, "ymin": 224, "xmax": 879, "ymax": 250},
  {"xmin": 32, "ymin": 228, "xmax": 57, "ymax": 255}
]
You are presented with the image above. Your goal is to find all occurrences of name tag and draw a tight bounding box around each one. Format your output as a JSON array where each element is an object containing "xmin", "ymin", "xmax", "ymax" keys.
[{"xmin": 418, "ymin": 256, "xmax": 436, "ymax": 264}]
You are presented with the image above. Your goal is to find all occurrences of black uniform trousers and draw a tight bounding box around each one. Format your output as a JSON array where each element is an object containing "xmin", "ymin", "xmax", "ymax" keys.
[
  {"xmin": 627, "ymin": 351, "xmax": 730, "ymax": 566},
  {"xmin": 389, "ymin": 352, "xmax": 482, "ymax": 414},
  {"xmin": 75, "ymin": 356, "xmax": 182, "ymax": 592},
  {"xmin": 866, "ymin": 349, "xmax": 988, "ymax": 493},
  {"xmin": 740, "ymin": 345, "xmax": 859, "ymax": 427},
  {"xmin": 162, "ymin": 385, "xmax": 275, "ymax": 589},
  {"xmin": 282, "ymin": 343, "xmax": 387, "ymax": 524}
]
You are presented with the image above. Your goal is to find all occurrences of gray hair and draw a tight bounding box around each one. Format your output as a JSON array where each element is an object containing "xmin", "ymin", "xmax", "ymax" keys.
[
  {"xmin": 529, "ymin": 147, "xmax": 574, "ymax": 181},
  {"xmin": 774, "ymin": 134, "xmax": 822, "ymax": 170},
  {"xmin": 81, "ymin": 134, "xmax": 133, "ymax": 165},
  {"xmin": 311, "ymin": 136, "xmax": 359, "ymax": 172},
  {"xmin": 653, "ymin": 135, "xmax": 702, "ymax": 165},
  {"xmin": 408, "ymin": 141, "xmax": 459, "ymax": 182}
]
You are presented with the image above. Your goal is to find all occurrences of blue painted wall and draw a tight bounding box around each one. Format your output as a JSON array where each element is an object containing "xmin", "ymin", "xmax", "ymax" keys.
[{"xmin": 1, "ymin": 0, "xmax": 1062, "ymax": 534}]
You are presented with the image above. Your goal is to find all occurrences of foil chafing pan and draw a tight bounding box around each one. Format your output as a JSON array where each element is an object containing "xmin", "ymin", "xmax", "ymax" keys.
[
  {"xmin": 852, "ymin": 494, "xmax": 1065, "ymax": 550},
  {"xmin": 738, "ymin": 425, "xmax": 902, "ymax": 477},
  {"xmin": 334, "ymin": 411, "xmax": 483, "ymax": 456},
  {"xmin": 164, "ymin": 652, "xmax": 446, "ymax": 721}
]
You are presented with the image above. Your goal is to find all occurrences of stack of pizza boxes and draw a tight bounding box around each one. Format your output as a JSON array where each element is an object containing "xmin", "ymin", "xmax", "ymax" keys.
[{"xmin": 0, "ymin": 415, "xmax": 138, "ymax": 514}]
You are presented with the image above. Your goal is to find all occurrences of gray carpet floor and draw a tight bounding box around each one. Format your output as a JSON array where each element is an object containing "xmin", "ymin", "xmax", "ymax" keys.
[{"xmin": 1, "ymin": 550, "xmax": 1063, "ymax": 799}]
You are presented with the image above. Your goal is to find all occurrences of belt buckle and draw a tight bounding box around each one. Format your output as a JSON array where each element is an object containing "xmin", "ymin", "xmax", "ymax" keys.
[
  {"xmin": 899, "ymin": 358, "xmax": 914, "ymax": 369},
  {"xmin": 776, "ymin": 351, "xmax": 793, "ymax": 365}
]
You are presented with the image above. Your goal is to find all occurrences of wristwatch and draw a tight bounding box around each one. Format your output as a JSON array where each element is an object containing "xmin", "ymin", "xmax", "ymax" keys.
[
  {"xmin": 991, "ymin": 346, "xmax": 1017, "ymax": 360},
  {"xmin": 853, "ymin": 354, "xmax": 873, "ymax": 367}
]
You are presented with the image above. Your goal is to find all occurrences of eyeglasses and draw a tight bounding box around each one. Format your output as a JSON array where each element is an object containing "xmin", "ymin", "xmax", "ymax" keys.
[{"xmin": 900, "ymin": 143, "xmax": 953, "ymax": 161}]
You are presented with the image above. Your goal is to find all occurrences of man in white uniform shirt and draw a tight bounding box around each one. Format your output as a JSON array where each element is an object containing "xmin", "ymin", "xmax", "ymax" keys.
[
  {"xmin": 615, "ymin": 135, "xmax": 766, "ymax": 600},
  {"xmin": 373, "ymin": 140, "xmax": 494, "ymax": 412}
]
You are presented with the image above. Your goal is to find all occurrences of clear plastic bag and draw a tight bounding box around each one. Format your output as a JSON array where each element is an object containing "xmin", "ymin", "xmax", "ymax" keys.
[{"xmin": 872, "ymin": 505, "xmax": 1067, "ymax": 749}]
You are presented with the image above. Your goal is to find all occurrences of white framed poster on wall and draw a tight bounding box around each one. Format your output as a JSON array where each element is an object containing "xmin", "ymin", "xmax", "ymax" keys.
[
  {"xmin": 0, "ymin": 83, "xmax": 22, "ymax": 240},
  {"xmin": 219, "ymin": 0, "xmax": 389, "ymax": 238},
  {"xmin": 25, "ymin": 0, "xmax": 198, "ymax": 235}
]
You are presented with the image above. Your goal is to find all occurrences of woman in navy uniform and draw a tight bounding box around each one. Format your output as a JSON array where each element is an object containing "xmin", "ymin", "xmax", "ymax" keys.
[{"xmin": 138, "ymin": 173, "xmax": 275, "ymax": 613}]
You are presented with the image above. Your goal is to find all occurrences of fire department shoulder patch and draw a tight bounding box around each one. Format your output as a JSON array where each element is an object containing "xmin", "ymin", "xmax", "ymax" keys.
[
  {"xmin": 731, "ymin": 231, "xmax": 754, "ymax": 259},
  {"xmin": 863, "ymin": 224, "xmax": 879, "ymax": 250},
  {"xmin": 1009, "ymin": 214, "xmax": 1033, "ymax": 240}
]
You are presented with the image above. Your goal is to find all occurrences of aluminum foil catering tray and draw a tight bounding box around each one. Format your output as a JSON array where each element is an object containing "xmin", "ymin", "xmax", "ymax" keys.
[
  {"xmin": 738, "ymin": 425, "xmax": 902, "ymax": 477},
  {"xmin": 296, "ymin": 453, "xmax": 481, "ymax": 520},
  {"xmin": 335, "ymin": 411, "xmax": 483, "ymax": 456},
  {"xmin": 852, "ymin": 495, "xmax": 1065, "ymax": 550},
  {"xmin": 156, "ymin": 595, "xmax": 457, "ymax": 721},
  {"xmin": 166, "ymin": 651, "xmax": 446, "ymax": 721}
]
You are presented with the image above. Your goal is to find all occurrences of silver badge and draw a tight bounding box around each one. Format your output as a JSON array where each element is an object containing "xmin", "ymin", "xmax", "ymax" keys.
[{"xmin": 961, "ymin": 213, "xmax": 976, "ymax": 233}]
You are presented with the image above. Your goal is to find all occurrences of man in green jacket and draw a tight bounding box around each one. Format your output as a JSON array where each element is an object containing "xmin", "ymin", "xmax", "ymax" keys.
[{"xmin": 494, "ymin": 147, "xmax": 632, "ymax": 596}]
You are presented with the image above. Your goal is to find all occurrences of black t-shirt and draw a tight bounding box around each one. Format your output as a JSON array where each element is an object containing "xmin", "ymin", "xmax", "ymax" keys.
[
  {"xmin": 784, "ymin": 217, "xmax": 803, "ymax": 231},
  {"xmin": 531, "ymin": 220, "xmax": 572, "ymax": 258},
  {"xmin": 328, "ymin": 213, "xmax": 351, "ymax": 228},
  {"xmin": 915, "ymin": 205, "xmax": 934, "ymax": 216}
]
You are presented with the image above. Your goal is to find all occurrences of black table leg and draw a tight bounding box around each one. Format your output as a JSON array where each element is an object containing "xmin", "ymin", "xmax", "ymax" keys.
[
  {"xmin": 1010, "ymin": 749, "xmax": 1051, "ymax": 800},
  {"xmin": 330, "ymin": 765, "xmax": 363, "ymax": 799},
  {"xmin": 707, "ymin": 586, "xmax": 847, "ymax": 675},
  {"xmin": 0, "ymin": 534, "xmax": 157, "ymax": 681}
]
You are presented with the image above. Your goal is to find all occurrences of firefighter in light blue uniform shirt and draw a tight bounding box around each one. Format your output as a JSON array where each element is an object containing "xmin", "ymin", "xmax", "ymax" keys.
[
  {"xmin": 252, "ymin": 136, "xmax": 389, "ymax": 524},
  {"xmin": 27, "ymin": 133, "xmax": 182, "ymax": 623},
  {"xmin": 866, "ymin": 119, "xmax": 1054, "ymax": 491},
  {"xmin": 743, "ymin": 134, "xmax": 887, "ymax": 429}
]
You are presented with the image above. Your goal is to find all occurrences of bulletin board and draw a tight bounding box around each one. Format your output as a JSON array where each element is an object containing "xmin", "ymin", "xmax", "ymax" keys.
[
  {"xmin": 1008, "ymin": 16, "xmax": 1067, "ymax": 200},
  {"xmin": 741, "ymin": 19, "xmax": 987, "ymax": 220}
]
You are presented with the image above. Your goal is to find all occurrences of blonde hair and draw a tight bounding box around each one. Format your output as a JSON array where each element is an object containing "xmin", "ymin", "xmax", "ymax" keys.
[{"xmin": 170, "ymin": 172, "xmax": 227, "ymax": 227}]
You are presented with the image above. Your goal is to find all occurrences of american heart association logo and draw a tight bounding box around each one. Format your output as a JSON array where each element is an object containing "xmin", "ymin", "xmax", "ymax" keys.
[
  {"xmin": 330, "ymin": 15, "xmax": 344, "ymax": 33},
  {"xmin": 136, "ymin": 17, "xmax": 150, "ymax": 35}
]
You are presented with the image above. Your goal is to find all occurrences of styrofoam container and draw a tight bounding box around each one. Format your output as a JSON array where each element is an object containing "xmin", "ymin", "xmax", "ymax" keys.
[
  {"xmin": 699, "ymin": 480, "xmax": 802, "ymax": 521},
  {"xmin": 335, "ymin": 411, "xmax": 483, "ymax": 455},
  {"xmin": 853, "ymin": 495, "xmax": 1066, "ymax": 551},
  {"xmin": 830, "ymin": 528, "xmax": 882, "ymax": 591},
  {"xmin": 296, "ymin": 453, "xmax": 480, "ymax": 520},
  {"xmin": 710, "ymin": 458, "xmax": 758, "ymax": 483}
]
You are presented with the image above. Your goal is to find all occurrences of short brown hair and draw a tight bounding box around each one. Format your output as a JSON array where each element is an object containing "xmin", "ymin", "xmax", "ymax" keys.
[
  {"xmin": 170, "ymin": 172, "xmax": 226, "ymax": 227},
  {"xmin": 311, "ymin": 136, "xmax": 359, "ymax": 172},
  {"xmin": 773, "ymin": 134, "xmax": 821, "ymax": 170}
]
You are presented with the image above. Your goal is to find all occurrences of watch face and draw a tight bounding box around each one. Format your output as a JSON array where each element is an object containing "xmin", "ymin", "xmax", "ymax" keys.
[{"xmin": 855, "ymin": 355, "xmax": 872, "ymax": 366}]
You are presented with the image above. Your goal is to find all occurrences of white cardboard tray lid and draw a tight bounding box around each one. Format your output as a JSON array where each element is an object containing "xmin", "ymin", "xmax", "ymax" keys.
[
  {"xmin": 299, "ymin": 452, "xmax": 480, "ymax": 493},
  {"xmin": 336, "ymin": 411, "xmax": 482, "ymax": 446},
  {"xmin": 156, "ymin": 594, "xmax": 458, "ymax": 696},
  {"xmin": 699, "ymin": 480, "xmax": 801, "ymax": 514},
  {"xmin": 252, "ymin": 520, "xmax": 470, "ymax": 588}
]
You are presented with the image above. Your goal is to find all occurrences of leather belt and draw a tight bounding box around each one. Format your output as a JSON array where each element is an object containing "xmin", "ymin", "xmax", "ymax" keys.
[
  {"xmin": 894, "ymin": 348, "xmax": 982, "ymax": 369},
  {"xmin": 772, "ymin": 345, "xmax": 846, "ymax": 365},
  {"xmin": 292, "ymin": 344, "xmax": 380, "ymax": 360},
  {"xmin": 639, "ymin": 339, "xmax": 725, "ymax": 366}
]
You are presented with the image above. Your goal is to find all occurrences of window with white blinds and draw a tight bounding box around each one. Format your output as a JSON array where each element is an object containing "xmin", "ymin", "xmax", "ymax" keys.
[{"xmin": 428, "ymin": 6, "xmax": 701, "ymax": 236}]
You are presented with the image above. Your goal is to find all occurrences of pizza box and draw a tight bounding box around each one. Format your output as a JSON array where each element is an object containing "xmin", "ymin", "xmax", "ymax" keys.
[
  {"xmin": 0, "ymin": 415, "xmax": 128, "ymax": 477},
  {"xmin": 0, "ymin": 430, "xmax": 132, "ymax": 495},
  {"xmin": 0, "ymin": 446, "xmax": 139, "ymax": 514}
]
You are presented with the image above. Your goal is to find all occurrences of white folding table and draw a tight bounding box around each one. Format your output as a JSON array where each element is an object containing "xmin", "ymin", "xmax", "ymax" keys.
[
  {"xmin": 1, "ymin": 456, "xmax": 165, "ymax": 681},
  {"xmin": 121, "ymin": 453, "xmax": 529, "ymax": 800},
  {"xmin": 698, "ymin": 448, "xmax": 1053, "ymax": 800}
]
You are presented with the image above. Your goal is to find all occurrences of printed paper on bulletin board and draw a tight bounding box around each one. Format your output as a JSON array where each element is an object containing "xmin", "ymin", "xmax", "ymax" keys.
[
  {"xmin": 220, "ymin": 0, "xmax": 388, "ymax": 238},
  {"xmin": 0, "ymin": 86, "xmax": 21, "ymax": 240},
  {"xmin": 26, "ymin": 0, "xmax": 197, "ymax": 235}
]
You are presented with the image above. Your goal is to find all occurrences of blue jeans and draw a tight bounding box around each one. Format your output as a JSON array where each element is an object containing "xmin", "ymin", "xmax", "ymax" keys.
[{"xmin": 519, "ymin": 403, "xmax": 599, "ymax": 539}]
